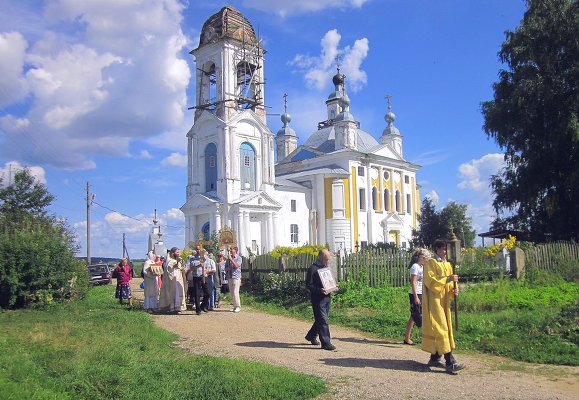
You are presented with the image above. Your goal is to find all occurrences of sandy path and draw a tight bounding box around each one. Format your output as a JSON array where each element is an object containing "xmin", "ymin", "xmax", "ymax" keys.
[{"xmin": 131, "ymin": 281, "xmax": 578, "ymax": 399}]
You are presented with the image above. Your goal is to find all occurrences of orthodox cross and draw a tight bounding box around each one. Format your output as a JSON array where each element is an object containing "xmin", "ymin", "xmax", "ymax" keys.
[
  {"xmin": 196, "ymin": 232, "xmax": 214, "ymax": 252},
  {"xmin": 385, "ymin": 94, "xmax": 392, "ymax": 110},
  {"xmin": 335, "ymin": 54, "xmax": 343, "ymax": 73},
  {"xmin": 283, "ymin": 93, "xmax": 288, "ymax": 114}
]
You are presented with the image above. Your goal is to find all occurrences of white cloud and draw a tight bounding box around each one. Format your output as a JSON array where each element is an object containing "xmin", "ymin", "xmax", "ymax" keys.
[
  {"xmin": 242, "ymin": 0, "xmax": 369, "ymax": 17},
  {"xmin": 0, "ymin": 32, "xmax": 29, "ymax": 106},
  {"xmin": 0, "ymin": 161, "xmax": 47, "ymax": 185},
  {"xmin": 424, "ymin": 190, "xmax": 439, "ymax": 206},
  {"xmin": 289, "ymin": 29, "xmax": 369, "ymax": 92},
  {"xmin": 163, "ymin": 207, "xmax": 185, "ymax": 221},
  {"xmin": 135, "ymin": 150, "xmax": 153, "ymax": 159},
  {"xmin": 458, "ymin": 153, "xmax": 504, "ymax": 192},
  {"xmin": 0, "ymin": 0, "xmax": 191, "ymax": 169},
  {"xmin": 161, "ymin": 152, "xmax": 187, "ymax": 167}
]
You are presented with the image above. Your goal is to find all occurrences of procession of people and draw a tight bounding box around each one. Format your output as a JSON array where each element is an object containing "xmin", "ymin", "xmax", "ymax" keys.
[{"xmin": 114, "ymin": 238, "xmax": 465, "ymax": 374}]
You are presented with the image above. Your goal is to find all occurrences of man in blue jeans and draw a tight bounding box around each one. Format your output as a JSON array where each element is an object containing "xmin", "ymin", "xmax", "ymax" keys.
[{"xmin": 305, "ymin": 249, "xmax": 336, "ymax": 350}]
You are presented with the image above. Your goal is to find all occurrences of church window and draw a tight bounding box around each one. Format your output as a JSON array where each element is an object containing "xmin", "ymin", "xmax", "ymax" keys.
[
  {"xmin": 395, "ymin": 190, "xmax": 401, "ymax": 212},
  {"xmin": 372, "ymin": 187, "xmax": 378, "ymax": 211},
  {"xmin": 359, "ymin": 188, "xmax": 366, "ymax": 211},
  {"xmin": 406, "ymin": 194, "xmax": 412, "ymax": 214},
  {"xmin": 404, "ymin": 175, "xmax": 410, "ymax": 184},
  {"xmin": 202, "ymin": 222, "xmax": 210, "ymax": 241},
  {"xmin": 357, "ymin": 166, "xmax": 365, "ymax": 176},
  {"xmin": 205, "ymin": 143, "xmax": 217, "ymax": 192},
  {"xmin": 291, "ymin": 199, "xmax": 296, "ymax": 212},
  {"xmin": 200, "ymin": 62, "xmax": 217, "ymax": 109},
  {"xmin": 383, "ymin": 189, "xmax": 390, "ymax": 211},
  {"xmin": 290, "ymin": 224, "xmax": 299, "ymax": 244},
  {"xmin": 237, "ymin": 61, "xmax": 258, "ymax": 110},
  {"xmin": 240, "ymin": 142, "xmax": 256, "ymax": 191},
  {"xmin": 383, "ymin": 171, "xmax": 390, "ymax": 180}
]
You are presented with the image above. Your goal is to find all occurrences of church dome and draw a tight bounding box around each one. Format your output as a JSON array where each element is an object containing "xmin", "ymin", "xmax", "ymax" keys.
[
  {"xmin": 332, "ymin": 72, "xmax": 345, "ymax": 86},
  {"xmin": 199, "ymin": 6, "xmax": 257, "ymax": 47}
]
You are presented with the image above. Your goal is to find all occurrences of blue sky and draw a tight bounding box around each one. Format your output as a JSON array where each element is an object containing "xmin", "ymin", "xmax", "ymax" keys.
[{"xmin": 0, "ymin": 0, "xmax": 526, "ymax": 258}]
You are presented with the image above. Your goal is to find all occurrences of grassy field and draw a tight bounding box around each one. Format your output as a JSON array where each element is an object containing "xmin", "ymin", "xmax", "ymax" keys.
[
  {"xmin": 0, "ymin": 286, "xmax": 326, "ymax": 400},
  {"xmin": 241, "ymin": 276, "xmax": 579, "ymax": 366}
]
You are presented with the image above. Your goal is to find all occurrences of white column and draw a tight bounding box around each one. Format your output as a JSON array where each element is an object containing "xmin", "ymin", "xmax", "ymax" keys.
[
  {"xmin": 243, "ymin": 211, "xmax": 251, "ymax": 254},
  {"xmin": 315, "ymin": 175, "xmax": 326, "ymax": 245},
  {"xmin": 214, "ymin": 206, "xmax": 221, "ymax": 233},
  {"xmin": 366, "ymin": 163, "xmax": 373, "ymax": 244},
  {"xmin": 190, "ymin": 215, "xmax": 198, "ymax": 247},
  {"xmin": 237, "ymin": 210, "xmax": 245, "ymax": 254},
  {"xmin": 267, "ymin": 212, "xmax": 274, "ymax": 252},
  {"xmin": 272, "ymin": 212, "xmax": 279, "ymax": 248}
]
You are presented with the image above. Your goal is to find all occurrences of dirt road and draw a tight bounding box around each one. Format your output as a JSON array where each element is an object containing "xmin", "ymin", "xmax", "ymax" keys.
[{"xmin": 131, "ymin": 282, "xmax": 578, "ymax": 399}]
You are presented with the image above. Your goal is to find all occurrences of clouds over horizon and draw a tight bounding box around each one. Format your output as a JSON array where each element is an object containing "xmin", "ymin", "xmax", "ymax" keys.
[
  {"xmin": 290, "ymin": 29, "xmax": 369, "ymax": 92},
  {"xmin": 0, "ymin": 160, "xmax": 47, "ymax": 185},
  {"xmin": 0, "ymin": 0, "xmax": 191, "ymax": 170},
  {"xmin": 242, "ymin": 0, "xmax": 368, "ymax": 17}
]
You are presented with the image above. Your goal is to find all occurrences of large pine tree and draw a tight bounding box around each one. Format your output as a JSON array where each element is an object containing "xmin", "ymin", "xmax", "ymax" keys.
[{"xmin": 482, "ymin": 0, "xmax": 579, "ymax": 241}]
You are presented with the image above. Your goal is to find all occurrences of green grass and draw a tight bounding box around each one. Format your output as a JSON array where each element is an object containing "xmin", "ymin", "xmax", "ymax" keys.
[
  {"xmin": 0, "ymin": 286, "xmax": 326, "ymax": 400},
  {"xmin": 241, "ymin": 278, "xmax": 579, "ymax": 366}
]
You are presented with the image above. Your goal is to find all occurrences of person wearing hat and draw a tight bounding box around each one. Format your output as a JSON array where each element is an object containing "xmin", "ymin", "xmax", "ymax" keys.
[{"xmin": 142, "ymin": 251, "xmax": 161, "ymax": 311}]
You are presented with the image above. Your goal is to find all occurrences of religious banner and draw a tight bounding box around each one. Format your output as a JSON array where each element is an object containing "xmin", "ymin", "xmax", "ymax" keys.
[{"xmin": 219, "ymin": 227, "xmax": 236, "ymax": 249}]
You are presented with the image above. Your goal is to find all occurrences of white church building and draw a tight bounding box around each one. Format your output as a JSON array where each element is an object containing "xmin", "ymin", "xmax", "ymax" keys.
[{"xmin": 180, "ymin": 6, "xmax": 421, "ymax": 255}]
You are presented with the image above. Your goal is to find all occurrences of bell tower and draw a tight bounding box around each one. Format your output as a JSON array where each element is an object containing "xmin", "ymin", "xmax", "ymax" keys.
[{"xmin": 190, "ymin": 5, "xmax": 266, "ymax": 123}]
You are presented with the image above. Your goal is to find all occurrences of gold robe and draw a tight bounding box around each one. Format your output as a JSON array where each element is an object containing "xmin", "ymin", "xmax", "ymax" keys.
[{"xmin": 422, "ymin": 256, "xmax": 455, "ymax": 355}]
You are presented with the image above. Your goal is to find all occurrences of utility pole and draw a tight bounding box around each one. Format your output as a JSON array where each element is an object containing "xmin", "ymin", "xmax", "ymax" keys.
[
  {"xmin": 86, "ymin": 181, "xmax": 91, "ymax": 266},
  {"xmin": 122, "ymin": 233, "xmax": 126, "ymax": 258}
]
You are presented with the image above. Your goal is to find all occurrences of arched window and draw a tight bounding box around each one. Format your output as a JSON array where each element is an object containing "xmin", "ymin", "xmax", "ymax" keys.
[
  {"xmin": 395, "ymin": 190, "xmax": 401, "ymax": 212},
  {"xmin": 240, "ymin": 142, "xmax": 256, "ymax": 191},
  {"xmin": 372, "ymin": 187, "xmax": 378, "ymax": 211},
  {"xmin": 237, "ymin": 61, "xmax": 257, "ymax": 110},
  {"xmin": 200, "ymin": 62, "xmax": 217, "ymax": 108},
  {"xmin": 202, "ymin": 222, "xmax": 210, "ymax": 241},
  {"xmin": 205, "ymin": 143, "xmax": 217, "ymax": 192},
  {"xmin": 383, "ymin": 189, "xmax": 390, "ymax": 211},
  {"xmin": 406, "ymin": 194, "xmax": 412, "ymax": 214}
]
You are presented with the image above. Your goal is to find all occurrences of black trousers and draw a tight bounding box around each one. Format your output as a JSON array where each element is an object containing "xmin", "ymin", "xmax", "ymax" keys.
[
  {"xmin": 192, "ymin": 276, "xmax": 210, "ymax": 312},
  {"xmin": 306, "ymin": 295, "xmax": 332, "ymax": 346}
]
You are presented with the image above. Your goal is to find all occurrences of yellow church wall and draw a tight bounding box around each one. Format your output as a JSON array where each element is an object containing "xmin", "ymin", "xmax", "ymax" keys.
[
  {"xmin": 351, "ymin": 166, "xmax": 358, "ymax": 246},
  {"xmin": 324, "ymin": 178, "xmax": 333, "ymax": 219}
]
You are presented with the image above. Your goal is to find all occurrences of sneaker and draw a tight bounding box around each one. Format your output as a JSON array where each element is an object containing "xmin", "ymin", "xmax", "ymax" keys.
[
  {"xmin": 427, "ymin": 358, "xmax": 445, "ymax": 369},
  {"xmin": 233, "ymin": 307, "xmax": 241, "ymax": 313},
  {"xmin": 321, "ymin": 344, "xmax": 336, "ymax": 351},
  {"xmin": 446, "ymin": 362, "xmax": 466, "ymax": 374},
  {"xmin": 305, "ymin": 336, "xmax": 320, "ymax": 345}
]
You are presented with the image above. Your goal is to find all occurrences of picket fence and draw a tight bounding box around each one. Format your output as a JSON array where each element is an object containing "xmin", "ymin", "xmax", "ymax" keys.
[
  {"xmin": 245, "ymin": 249, "xmax": 411, "ymax": 288},
  {"xmin": 524, "ymin": 241, "xmax": 579, "ymax": 271}
]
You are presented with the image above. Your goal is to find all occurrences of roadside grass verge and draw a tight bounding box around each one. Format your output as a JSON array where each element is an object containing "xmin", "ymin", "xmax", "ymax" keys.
[
  {"xmin": 0, "ymin": 286, "xmax": 325, "ymax": 400},
  {"xmin": 241, "ymin": 278, "xmax": 578, "ymax": 366}
]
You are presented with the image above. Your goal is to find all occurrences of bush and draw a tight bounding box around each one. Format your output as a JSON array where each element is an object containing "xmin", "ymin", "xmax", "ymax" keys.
[
  {"xmin": 0, "ymin": 221, "xmax": 88, "ymax": 309},
  {"xmin": 270, "ymin": 244, "xmax": 327, "ymax": 258}
]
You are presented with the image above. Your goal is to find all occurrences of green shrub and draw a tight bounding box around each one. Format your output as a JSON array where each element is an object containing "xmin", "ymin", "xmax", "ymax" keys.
[
  {"xmin": 0, "ymin": 221, "xmax": 88, "ymax": 309},
  {"xmin": 270, "ymin": 244, "xmax": 327, "ymax": 258}
]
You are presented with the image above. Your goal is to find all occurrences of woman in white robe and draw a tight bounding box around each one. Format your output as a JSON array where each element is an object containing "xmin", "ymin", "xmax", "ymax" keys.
[
  {"xmin": 143, "ymin": 251, "xmax": 161, "ymax": 311},
  {"xmin": 158, "ymin": 247, "xmax": 187, "ymax": 313}
]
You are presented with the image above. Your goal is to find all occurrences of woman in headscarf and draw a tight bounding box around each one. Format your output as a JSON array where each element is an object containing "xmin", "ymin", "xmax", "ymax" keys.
[
  {"xmin": 142, "ymin": 251, "xmax": 161, "ymax": 311},
  {"xmin": 157, "ymin": 247, "xmax": 187, "ymax": 314},
  {"xmin": 113, "ymin": 258, "xmax": 133, "ymax": 307}
]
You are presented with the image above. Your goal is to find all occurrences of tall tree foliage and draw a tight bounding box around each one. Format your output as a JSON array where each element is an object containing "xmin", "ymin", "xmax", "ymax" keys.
[
  {"xmin": 0, "ymin": 169, "xmax": 86, "ymax": 309},
  {"xmin": 414, "ymin": 199, "xmax": 476, "ymax": 248},
  {"xmin": 482, "ymin": 0, "xmax": 579, "ymax": 241}
]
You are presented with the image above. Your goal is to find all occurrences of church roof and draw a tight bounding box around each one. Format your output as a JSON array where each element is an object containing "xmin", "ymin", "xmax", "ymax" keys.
[
  {"xmin": 302, "ymin": 126, "xmax": 379, "ymax": 154},
  {"xmin": 198, "ymin": 6, "xmax": 257, "ymax": 47}
]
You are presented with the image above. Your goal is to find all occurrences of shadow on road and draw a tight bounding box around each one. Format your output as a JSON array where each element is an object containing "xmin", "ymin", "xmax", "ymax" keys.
[
  {"xmin": 321, "ymin": 357, "xmax": 430, "ymax": 372},
  {"xmin": 236, "ymin": 341, "xmax": 319, "ymax": 349}
]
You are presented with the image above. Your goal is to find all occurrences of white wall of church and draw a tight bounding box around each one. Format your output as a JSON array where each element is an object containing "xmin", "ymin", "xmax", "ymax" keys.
[{"xmin": 273, "ymin": 189, "xmax": 310, "ymax": 247}]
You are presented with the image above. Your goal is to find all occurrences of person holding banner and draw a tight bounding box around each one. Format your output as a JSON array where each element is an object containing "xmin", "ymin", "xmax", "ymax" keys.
[{"xmin": 422, "ymin": 239, "xmax": 465, "ymax": 374}]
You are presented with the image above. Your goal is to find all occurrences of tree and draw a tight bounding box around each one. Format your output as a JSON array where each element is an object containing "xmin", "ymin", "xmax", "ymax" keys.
[
  {"xmin": 414, "ymin": 199, "xmax": 476, "ymax": 248},
  {"xmin": 481, "ymin": 0, "xmax": 579, "ymax": 241},
  {"xmin": 0, "ymin": 169, "xmax": 54, "ymax": 222},
  {"xmin": 0, "ymin": 169, "xmax": 86, "ymax": 308}
]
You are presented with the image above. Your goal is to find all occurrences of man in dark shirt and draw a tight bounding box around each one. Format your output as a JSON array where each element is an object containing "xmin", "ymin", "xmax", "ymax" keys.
[{"xmin": 305, "ymin": 249, "xmax": 336, "ymax": 350}]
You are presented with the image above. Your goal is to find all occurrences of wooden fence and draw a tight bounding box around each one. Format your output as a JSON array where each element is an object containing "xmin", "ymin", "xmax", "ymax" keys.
[
  {"xmin": 244, "ymin": 253, "xmax": 316, "ymax": 285},
  {"xmin": 339, "ymin": 248, "xmax": 412, "ymax": 287},
  {"xmin": 524, "ymin": 241, "xmax": 579, "ymax": 271}
]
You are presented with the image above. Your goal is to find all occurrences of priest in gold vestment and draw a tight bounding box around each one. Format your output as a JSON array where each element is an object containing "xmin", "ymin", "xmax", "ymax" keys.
[{"xmin": 422, "ymin": 239, "xmax": 466, "ymax": 374}]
